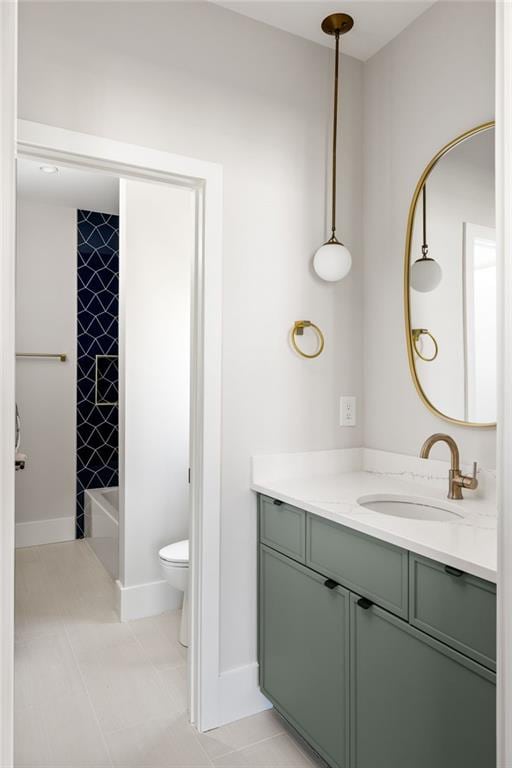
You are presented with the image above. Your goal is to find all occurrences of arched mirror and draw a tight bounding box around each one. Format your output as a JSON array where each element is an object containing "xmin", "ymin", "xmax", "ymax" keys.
[{"xmin": 404, "ymin": 122, "xmax": 496, "ymax": 427}]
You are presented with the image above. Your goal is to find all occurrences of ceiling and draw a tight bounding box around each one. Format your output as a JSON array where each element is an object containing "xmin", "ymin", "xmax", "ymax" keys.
[
  {"xmin": 213, "ymin": 0, "xmax": 436, "ymax": 61},
  {"xmin": 17, "ymin": 158, "xmax": 119, "ymax": 215}
]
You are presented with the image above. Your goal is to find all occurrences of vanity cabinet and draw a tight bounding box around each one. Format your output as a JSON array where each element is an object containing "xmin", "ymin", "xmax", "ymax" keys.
[{"xmin": 257, "ymin": 494, "xmax": 496, "ymax": 768}]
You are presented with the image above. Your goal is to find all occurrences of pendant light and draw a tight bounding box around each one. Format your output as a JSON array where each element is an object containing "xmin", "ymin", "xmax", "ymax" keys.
[
  {"xmin": 410, "ymin": 184, "xmax": 442, "ymax": 292},
  {"xmin": 313, "ymin": 13, "xmax": 354, "ymax": 282}
]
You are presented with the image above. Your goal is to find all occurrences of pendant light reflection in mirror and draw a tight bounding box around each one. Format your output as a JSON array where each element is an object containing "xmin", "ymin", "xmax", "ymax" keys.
[
  {"xmin": 410, "ymin": 184, "xmax": 443, "ymax": 292},
  {"xmin": 313, "ymin": 13, "xmax": 354, "ymax": 282}
]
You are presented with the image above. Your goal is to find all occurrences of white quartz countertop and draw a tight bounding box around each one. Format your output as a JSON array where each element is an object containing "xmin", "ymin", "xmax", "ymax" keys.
[{"xmin": 251, "ymin": 449, "xmax": 497, "ymax": 583}]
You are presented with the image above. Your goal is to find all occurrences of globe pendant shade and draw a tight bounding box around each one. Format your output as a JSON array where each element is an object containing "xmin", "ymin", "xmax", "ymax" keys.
[
  {"xmin": 410, "ymin": 257, "xmax": 442, "ymax": 292},
  {"xmin": 313, "ymin": 242, "xmax": 352, "ymax": 282}
]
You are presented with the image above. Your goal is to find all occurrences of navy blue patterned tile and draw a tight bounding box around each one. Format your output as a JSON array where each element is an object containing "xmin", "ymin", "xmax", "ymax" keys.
[{"xmin": 76, "ymin": 210, "xmax": 119, "ymax": 538}]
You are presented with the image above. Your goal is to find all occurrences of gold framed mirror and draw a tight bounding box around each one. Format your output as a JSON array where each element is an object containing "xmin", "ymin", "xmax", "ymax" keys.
[{"xmin": 404, "ymin": 121, "xmax": 496, "ymax": 428}]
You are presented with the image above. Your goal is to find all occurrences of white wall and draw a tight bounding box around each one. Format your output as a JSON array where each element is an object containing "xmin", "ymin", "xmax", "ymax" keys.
[
  {"xmin": 119, "ymin": 179, "xmax": 193, "ymax": 606},
  {"xmin": 18, "ymin": 2, "xmax": 363, "ymax": 671},
  {"xmin": 15, "ymin": 200, "xmax": 76, "ymax": 543},
  {"xmin": 363, "ymin": 0, "xmax": 496, "ymax": 468}
]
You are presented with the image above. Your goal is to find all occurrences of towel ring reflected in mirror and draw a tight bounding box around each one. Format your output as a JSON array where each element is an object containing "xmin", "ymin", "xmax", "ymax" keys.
[
  {"xmin": 291, "ymin": 321, "xmax": 325, "ymax": 359},
  {"xmin": 411, "ymin": 328, "xmax": 439, "ymax": 362}
]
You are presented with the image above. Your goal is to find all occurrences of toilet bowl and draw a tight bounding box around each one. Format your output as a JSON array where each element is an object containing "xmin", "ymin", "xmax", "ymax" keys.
[{"xmin": 159, "ymin": 539, "xmax": 189, "ymax": 647}]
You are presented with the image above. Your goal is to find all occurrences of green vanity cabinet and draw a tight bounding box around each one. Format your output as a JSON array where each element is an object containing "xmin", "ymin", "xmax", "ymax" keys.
[
  {"xmin": 259, "ymin": 545, "xmax": 350, "ymax": 768},
  {"xmin": 350, "ymin": 594, "xmax": 496, "ymax": 768},
  {"xmin": 257, "ymin": 494, "xmax": 497, "ymax": 768}
]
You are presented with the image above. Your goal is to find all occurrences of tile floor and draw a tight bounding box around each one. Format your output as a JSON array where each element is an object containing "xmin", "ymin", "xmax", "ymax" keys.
[{"xmin": 15, "ymin": 540, "xmax": 322, "ymax": 768}]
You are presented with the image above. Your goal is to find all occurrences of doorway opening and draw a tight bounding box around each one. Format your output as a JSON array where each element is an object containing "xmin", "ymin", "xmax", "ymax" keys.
[
  {"xmin": 14, "ymin": 156, "xmax": 198, "ymax": 762},
  {"xmin": 11, "ymin": 121, "xmax": 224, "ymax": 749}
]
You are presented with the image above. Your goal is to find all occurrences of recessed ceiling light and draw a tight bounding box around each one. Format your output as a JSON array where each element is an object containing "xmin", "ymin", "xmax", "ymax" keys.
[{"xmin": 39, "ymin": 165, "xmax": 59, "ymax": 174}]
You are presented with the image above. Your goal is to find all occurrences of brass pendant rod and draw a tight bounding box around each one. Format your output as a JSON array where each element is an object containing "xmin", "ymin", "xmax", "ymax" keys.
[
  {"xmin": 422, "ymin": 184, "xmax": 428, "ymax": 257},
  {"xmin": 330, "ymin": 32, "xmax": 340, "ymax": 242}
]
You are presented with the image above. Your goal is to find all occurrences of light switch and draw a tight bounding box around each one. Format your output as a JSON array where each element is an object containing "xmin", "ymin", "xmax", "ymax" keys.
[{"xmin": 340, "ymin": 396, "xmax": 356, "ymax": 427}]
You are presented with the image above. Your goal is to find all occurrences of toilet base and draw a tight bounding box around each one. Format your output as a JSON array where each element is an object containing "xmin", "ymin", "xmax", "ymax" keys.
[{"xmin": 179, "ymin": 588, "xmax": 189, "ymax": 647}]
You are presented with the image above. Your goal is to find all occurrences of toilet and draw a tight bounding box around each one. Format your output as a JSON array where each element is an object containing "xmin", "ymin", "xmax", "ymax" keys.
[{"xmin": 159, "ymin": 539, "xmax": 189, "ymax": 647}]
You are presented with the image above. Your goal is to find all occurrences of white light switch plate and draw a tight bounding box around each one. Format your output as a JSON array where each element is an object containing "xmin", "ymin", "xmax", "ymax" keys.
[{"xmin": 340, "ymin": 396, "xmax": 356, "ymax": 427}]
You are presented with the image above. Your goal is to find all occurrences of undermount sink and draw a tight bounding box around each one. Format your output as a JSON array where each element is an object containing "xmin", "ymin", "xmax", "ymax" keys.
[{"xmin": 357, "ymin": 494, "xmax": 463, "ymax": 522}]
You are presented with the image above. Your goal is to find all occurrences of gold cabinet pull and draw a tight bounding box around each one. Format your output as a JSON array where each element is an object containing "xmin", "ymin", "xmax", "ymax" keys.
[
  {"xmin": 412, "ymin": 328, "xmax": 438, "ymax": 362},
  {"xmin": 291, "ymin": 321, "xmax": 325, "ymax": 359}
]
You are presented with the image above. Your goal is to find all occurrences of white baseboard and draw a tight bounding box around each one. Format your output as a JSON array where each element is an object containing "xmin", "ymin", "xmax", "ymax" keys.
[
  {"xmin": 15, "ymin": 516, "xmax": 75, "ymax": 548},
  {"xmin": 218, "ymin": 662, "xmax": 271, "ymax": 728},
  {"xmin": 115, "ymin": 577, "xmax": 182, "ymax": 621}
]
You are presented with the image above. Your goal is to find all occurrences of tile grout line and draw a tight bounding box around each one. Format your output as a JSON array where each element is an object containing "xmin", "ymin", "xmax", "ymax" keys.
[
  {"xmin": 63, "ymin": 625, "xmax": 115, "ymax": 766},
  {"xmin": 122, "ymin": 613, "xmax": 217, "ymax": 766},
  {"xmin": 60, "ymin": 583, "xmax": 115, "ymax": 766},
  {"xmin": 209, "ymin": 728, "xmax": 298, "ymax": 764},
  {"xmin": 85, "ymin": 605, "xmax": 194, "ymax": 748},
  {"xmin": 96, "ymin": 709, "xmax": 216, "ymax": 768},
  {"xmin": 191, "ymin": 726, "xmax": 218, "ymax": 768},
  {"xmin": 124, "ymin": 611, "xmax": 190, "ymax": 706},
  {"xmin": 15, "ymin": 541, "xmax": 114, "ymax": 767},
  {"xmin": 120, "ymin": 614, "xmax": 296, "ymax": 765},
  {"xmin": 276, "ymin": 725, "xmax": 323, "ymax": 768}
]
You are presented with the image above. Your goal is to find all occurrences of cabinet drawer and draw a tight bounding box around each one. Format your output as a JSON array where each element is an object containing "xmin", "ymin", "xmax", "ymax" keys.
[
  {"xmin": 306, "ymin": 514, "xmax": 408, "ymax": 618},
  {"xmin": 259, "ymin": 495, "xmax": 306, "ymax": 562},
  {"xmin": 409, "ymin": 554, "xmax": 496, "ymax": 670}
]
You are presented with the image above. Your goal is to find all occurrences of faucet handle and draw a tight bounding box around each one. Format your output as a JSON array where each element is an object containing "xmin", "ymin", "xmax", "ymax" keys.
[{"xmin": 462, "ymin": 461, "xmax": 479, "ymax": 491}]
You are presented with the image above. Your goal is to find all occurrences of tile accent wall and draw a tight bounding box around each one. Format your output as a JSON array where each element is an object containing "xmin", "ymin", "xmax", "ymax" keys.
[{"xmin": 76, "ymin": 210, "xmax": 119, "ymax": 537}]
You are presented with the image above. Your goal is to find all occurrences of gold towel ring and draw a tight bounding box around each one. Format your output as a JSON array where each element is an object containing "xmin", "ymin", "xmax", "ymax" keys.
[
  {"xmin": 291, "ymin": 321, "xmax": 325, "ymax": 359},
  {"xmin": 412, "ymin": 328, "xmax": 438, "ymax": 362}
]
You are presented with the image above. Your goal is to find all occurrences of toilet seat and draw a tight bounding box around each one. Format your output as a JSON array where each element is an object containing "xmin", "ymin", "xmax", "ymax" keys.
[{"xmin": 159, "ymin": 539, "xmax": 189, "ymax": 566}]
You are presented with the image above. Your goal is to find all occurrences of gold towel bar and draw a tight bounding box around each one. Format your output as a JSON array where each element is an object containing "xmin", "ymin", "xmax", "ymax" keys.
[{"xmin": 16, "ymin": 353, "xmax": 67, "ymax": 362}]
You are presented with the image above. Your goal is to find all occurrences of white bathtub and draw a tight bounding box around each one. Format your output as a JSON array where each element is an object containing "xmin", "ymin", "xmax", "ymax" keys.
[{"xmin": 84, "ymin": 487, "xmax": 119, "ymax": 579}]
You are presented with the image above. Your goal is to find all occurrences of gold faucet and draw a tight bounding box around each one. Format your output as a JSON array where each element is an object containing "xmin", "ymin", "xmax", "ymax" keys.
[{"xmin": 420, "ymin": 433, "xmax": 478, "ymax": 500}]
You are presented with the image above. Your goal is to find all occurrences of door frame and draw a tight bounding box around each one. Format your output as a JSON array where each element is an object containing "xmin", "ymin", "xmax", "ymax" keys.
[
  {"xmin": 14, "ymin": 119, "xmax": 223, "ymax": 734},
  {"xmin": 497, "ymin": 2, "xmax": 512, "ymax": 765},
  {"xmin": 0, "ymin": 2, "xmax": 17, "ymax": 765}
]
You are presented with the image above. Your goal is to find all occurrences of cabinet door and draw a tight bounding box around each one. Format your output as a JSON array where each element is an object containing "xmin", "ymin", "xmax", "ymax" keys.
[
  {"xmin": 259, "ymin": 545, "xmax": 349, "ymax": 768},
  {"xmin": 350, "ymin": 594, "xmax": 496, "ymax": 768}
]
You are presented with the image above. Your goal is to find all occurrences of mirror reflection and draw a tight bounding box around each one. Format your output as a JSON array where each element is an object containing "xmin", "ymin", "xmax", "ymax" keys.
[{"xmin": 406, "ymin": 124, "xmax": 496, "ymax": 426}]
